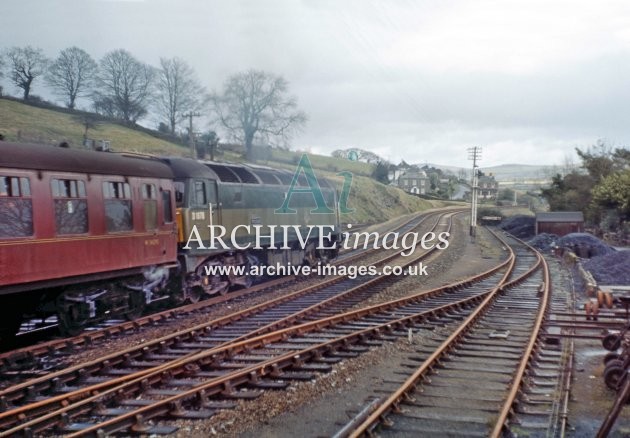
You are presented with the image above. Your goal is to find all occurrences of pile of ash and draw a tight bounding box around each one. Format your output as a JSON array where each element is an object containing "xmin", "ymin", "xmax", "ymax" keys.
[
  {"xmin": 556, "ymin": 233, "xmax": 616, "ymax": 258},
  {"xmin": 583, "ymin": 250, "xmax": 630, "ymax": 285},
  {"xmin": 499, "ymin": 215, "xmax": 535, "ymax": 239},
  {"xmin": 529, "ymin": 231, "xmax": 628, "ymax": 286},
  {"xmin": 528, "ymin": 233, "xmax": 558, "ymax": 251}
]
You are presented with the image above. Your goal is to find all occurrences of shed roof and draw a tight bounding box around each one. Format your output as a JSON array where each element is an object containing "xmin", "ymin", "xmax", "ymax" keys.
[{"xmin": 536, "ymin": 211, "xmax": 584, "ymax": 222}]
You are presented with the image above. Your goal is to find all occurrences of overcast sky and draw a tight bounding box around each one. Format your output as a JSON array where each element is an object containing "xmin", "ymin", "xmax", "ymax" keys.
[{"xmin": 2, "ymin": 0, "xmax": 630, "ymax": 167}]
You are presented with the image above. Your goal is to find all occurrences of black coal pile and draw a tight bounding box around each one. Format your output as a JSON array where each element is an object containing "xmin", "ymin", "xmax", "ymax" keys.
[
  {"xmin": 528, "ymin": 233, "xmax": 558, "ymax": 251},
  {"xmin": 556, "ymin": 233, "xmax": 615, "ymax": 258},
  {"xmin": 583, "ymin": 250, "xmax": 630, "ymax": 285},
  {"xmin": 499, "ymin": 215, "xmax": 536, "ymax": 239}
]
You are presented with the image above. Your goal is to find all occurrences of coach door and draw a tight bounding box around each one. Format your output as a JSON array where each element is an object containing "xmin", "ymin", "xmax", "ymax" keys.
[
  {"xmin": 190, "ymin": 179, "xmax": 221, "ymax": 237},
  {"xmin": 209, "ymin": 181, "xmax": 221, "ymax": 226}
]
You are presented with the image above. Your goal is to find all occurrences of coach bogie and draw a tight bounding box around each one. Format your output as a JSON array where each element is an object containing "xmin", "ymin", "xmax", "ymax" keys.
[
  {"xmin": 57, "ymin": 284, "xmax": 117, "ymax": 336},
  {"xmin": 124, "ymin": 265, "xmax": 173, "ymax": 305}
]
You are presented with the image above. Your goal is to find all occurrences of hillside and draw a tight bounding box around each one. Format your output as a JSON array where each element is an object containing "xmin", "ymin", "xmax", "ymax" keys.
[
  {"xmin": 0, "ymin": 98, "xmax": 445, "ymax": 224},
  {"xmin": 0, "ymin": 98, "xmax": 185, "ymax": 155}
]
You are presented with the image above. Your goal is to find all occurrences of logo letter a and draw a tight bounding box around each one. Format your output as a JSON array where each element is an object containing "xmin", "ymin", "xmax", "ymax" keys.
[{"xmin": 275, "ymin": 154, "xmax": 334, "ymax": 214}]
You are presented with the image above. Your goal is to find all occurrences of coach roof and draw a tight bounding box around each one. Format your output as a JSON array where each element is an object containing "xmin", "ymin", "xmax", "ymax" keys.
[{"xmin": 0, "ymin": 142, "xmax": 173, "ymax": 178}]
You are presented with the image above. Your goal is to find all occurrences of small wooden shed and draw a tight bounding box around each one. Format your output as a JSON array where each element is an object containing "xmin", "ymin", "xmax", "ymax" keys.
[{"xmin": 535, "ymin": 211, "xmax": 584, "ymax": 236}]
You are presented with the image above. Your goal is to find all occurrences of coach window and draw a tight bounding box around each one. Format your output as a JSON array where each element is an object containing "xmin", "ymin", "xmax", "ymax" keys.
[
  {"xmin": 0, "ymin": 176, "xmax": 33, "ymax": 237},
  {"xmin": 51, "ymin": 179, "xmax": 88, "ymax": 235},
  {"xmin": 103, "ymin": 181, "xmax": 133, "ymax": 232},
  {"xmin": 162, "ymin": 190, "xmax": 173, "ymax": 223},
  {"xmin": 142, "ymin": 183, "xmax": 158, "ymax": 230}
]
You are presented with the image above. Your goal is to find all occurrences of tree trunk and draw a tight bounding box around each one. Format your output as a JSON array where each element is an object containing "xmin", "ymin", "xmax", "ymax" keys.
[
  {"xmin": 23, "ymin": 76, "xmax": 33, "ymax": 100},
  {"xmin": 245, "ymin": 131, "xmax": 255, "ymax": 162}
]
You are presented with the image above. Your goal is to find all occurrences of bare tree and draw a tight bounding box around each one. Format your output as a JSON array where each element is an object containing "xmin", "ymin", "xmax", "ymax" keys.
[
  {"xmin": 93, "ymin": 49, "xmax": 154, "ymax": 123},
  {"xmin": 46, "ymin": 47, "xmax": 97, "ymax": 109},
  {"xmin": 155, "ymin": 57, "xmax": 205, "ymax": 134},
  {"xmin": 209, "ymin": 70, "xmax": 306, "ymax": 161},
  {"xmin": 5, "ymin": 46, "xmax": 48, "ymax": 100}
]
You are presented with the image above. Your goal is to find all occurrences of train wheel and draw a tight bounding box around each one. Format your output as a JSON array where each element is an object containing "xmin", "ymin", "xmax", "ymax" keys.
[
  {"xmin": 57, "ymin": 290, "xmax": 91, "ymax": 337},
  {"xmin": 604, "ymin": 360, "xmax": 627, "ymax": 390},
  {"xmin": 187, "ymin": 286, "xmax": 203, "ymax": 303},
  {"xmin": 0, "ymin": 314, "xmax": 22, "ymax": 347},
  {"xmin": 604, "ymin": 352, "xmax": 621, "ymax": 364},
  {"xmin": 603, "ymin": 334, "xmax": 622, "ymax": 351},
  {"xmin": 57, "ymin": 304, "xmax": 87, "ymax": 337},
  {"xmin": 124, "ymin": 292, "xmax": 146, "ymax": 321}
]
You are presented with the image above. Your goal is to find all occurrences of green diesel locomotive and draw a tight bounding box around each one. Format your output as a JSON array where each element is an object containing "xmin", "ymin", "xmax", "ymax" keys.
[{"xmin": 164, "ymin": 157, "xmax": 343, "ymax": 302}]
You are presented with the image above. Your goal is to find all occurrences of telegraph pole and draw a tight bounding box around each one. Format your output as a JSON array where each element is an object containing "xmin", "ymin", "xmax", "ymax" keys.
[
  {"xmin": 468, "ymin": 147, "xmax": 482, "ymax": 239},
  {"xmin": 183, "ymin": 112, "xmax": 201, "ymax": 158}
]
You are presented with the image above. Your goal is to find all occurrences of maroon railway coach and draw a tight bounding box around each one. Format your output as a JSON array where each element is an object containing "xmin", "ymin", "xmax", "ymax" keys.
[{"xmin": 0, "ymin": 142, "xmax": 178, "ymax": 339}]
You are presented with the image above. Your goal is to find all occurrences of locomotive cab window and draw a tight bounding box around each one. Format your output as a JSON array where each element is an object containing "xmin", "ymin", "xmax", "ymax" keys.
[
  {"xmin": 174, "ymin": 181, "xmax": 185, "ymax": 208},
  {"xmin": 192, "ymin": 180, "xmax": 207, "ymax": 206},
  {"xmin": 51, "ymin": 178, "xmax": 88, "ymax": 235},
  {"xmin": 0, "ymin": 176, "xmax": 33, "ymax": 238},
  {"xmin": 103, "ymin": 181, "xmax": 133, "ymax": 232},
  {"xmin": 142, "ymin": 183, "xmax": 157, "ymax": 230}
]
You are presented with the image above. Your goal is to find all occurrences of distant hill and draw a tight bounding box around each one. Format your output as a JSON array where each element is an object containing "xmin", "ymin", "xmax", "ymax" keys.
[{"xmin": 426, "ymin": 162, "xmax": 557, "ymax": 181}]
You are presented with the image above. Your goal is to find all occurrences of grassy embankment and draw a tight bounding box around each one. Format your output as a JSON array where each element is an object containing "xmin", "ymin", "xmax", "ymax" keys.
[{"xmin": 0, "ymin": 98, "xmax": 448, "ymax": 224}]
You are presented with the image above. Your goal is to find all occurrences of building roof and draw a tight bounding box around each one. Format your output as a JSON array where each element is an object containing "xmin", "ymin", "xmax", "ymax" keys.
[
  {"xmin": 399, "ymin": 170, "xmax": 427, "ymax": 179},
  {"xmin": 536, "ymin": 211, "xmax": 584, "ymax": 222}
]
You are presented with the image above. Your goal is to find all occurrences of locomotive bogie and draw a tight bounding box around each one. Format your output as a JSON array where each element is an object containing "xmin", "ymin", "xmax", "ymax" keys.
[{"xmin": 168, "ymin": 158, "xmax": 342, "ymax": 301}]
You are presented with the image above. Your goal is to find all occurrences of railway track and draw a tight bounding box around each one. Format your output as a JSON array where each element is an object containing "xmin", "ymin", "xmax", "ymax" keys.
[
  {"xmin": 0, "ymin": 220, "xmax": 512, "ymax": 436},
  {"xmin": 0, "ymin": 209, "xmax": 455, "ymax": 374},
  {"xmin": 336, "ymin": 233, "xmax": 560, "ymax": 437},
  {"xmin": 0, "ymin": 210, "xmax": 468, "ymax": 434}
]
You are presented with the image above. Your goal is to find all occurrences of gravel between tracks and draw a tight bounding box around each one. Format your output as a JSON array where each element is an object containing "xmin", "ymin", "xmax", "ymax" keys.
[
  {"xmin": 15, "ymin": 212, "xmax": 512, "ymax": 437},
  {"xmin": 57, "ymin": 212, "xmax": 442, "ymax": 367},
  {"xmin": 56, "ymin": 276, "xmax": 329, "ymax": 367},
  {"xmin": 551, "ymin": 256, "xmax": 630, "ymax": 437},
  {"xmin": 166, "ymin": 217, "xmax": 505, "ymax": 437}
]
